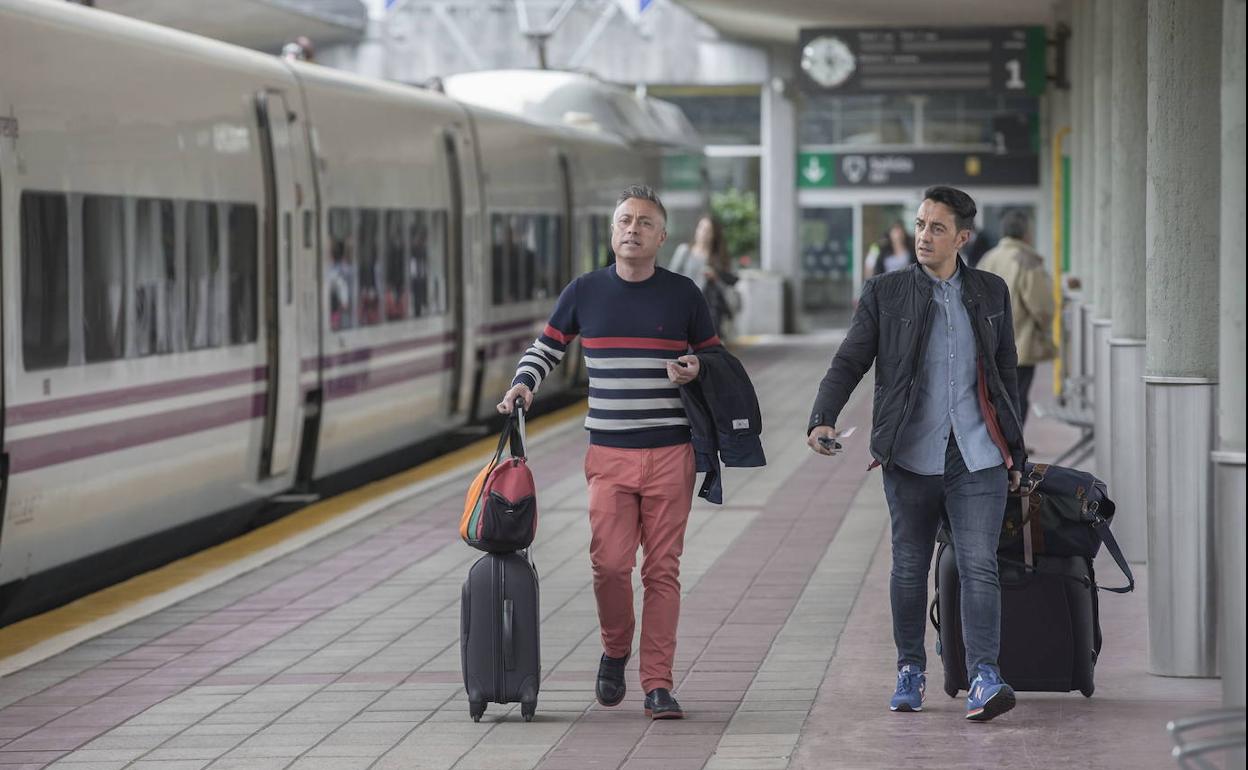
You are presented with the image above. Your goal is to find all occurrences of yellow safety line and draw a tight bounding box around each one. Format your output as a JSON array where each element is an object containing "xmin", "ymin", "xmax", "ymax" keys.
[{"xmin": 0, "ymin": 401, "xmax": 588, "ymax": 663}]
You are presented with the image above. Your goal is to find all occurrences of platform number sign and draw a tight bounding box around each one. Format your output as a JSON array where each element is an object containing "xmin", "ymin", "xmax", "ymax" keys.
[{"xmin": 797, "ymin": 26, "xmax": 1047, "ymax": 96}]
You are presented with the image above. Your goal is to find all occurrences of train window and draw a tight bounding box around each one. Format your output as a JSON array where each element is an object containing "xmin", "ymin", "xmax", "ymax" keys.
[
  {"xmin": 426, "ymin": 210, "xmax": 448, "ymax": 315},
  {"xmin": 186, "ymin": 201, "xmax": 222, "ymax": 350},
  {"xmin": 384, "ymin": 210, "xmax": 409, "ymax": 321},
  {"xmin": 327, "ymin": 207, "xmax": 354, "ymax": 330},
  {"xmin": 82, "ymin": 195, "xmax": 128, "ymax": 363},
  {"xmin": 20, "ymin": 191, "xmax": 70, "ymax": 371},
  {"xmin": 227, "ymin": 204, "xmax": 258, "ymax": 345},
  {"xmin": 491, "ymin": 214, "xmax": 510, "ymax": 306},
  {"xmin": 357, "ymin": 209, "xmax": 382, "ymax": 326},
  {"xmin": 133, "ymin": 199, "xmax": 178, "ymax": 356},
  {"xmin": 534, "ymin": 214, "xmax": 564, "ymax": 300}
]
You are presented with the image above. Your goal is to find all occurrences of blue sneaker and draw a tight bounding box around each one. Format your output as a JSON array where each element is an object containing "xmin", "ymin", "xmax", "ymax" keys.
[
  {"xmin": 965, "ymin": 665, "xmax": 1016, "ymax": 721},
  {"xmin": 889, "ymin": 664, "xmax": 926, "ymax": 712}
]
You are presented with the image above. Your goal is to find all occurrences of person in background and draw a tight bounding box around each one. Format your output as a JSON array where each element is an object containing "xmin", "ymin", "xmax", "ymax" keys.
[
  {"xmin": 976, "ymin": 210, "xmax": 1058, "ymax": 428},
  {"xmin": 865, "ymin": 221, "xmax": 917, "ymax": 278},
  {"xmin": 669, "ymin": 214, "xmax": 739, "ymax": 337}
]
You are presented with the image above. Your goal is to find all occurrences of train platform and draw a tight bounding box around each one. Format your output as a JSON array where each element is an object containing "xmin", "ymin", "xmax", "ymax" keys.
[{"xmin": 0, "ymin": 335, "xmax": 1222, "ymax": 770}]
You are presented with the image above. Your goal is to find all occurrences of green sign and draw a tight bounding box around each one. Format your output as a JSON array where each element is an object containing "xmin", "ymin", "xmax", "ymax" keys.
[
  {"xmin": 797, "ymin": 152, "xmax": 835, "ymax": 188},
  {"xmin": 661, "ymin": 153, "xmax": 705, "ymax": 191}
]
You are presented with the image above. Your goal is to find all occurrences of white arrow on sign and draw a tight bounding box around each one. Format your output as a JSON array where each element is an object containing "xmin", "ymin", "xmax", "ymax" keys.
[{"xmin": 802, "ymin": 156, "xmax": 827, "ymax": 184}]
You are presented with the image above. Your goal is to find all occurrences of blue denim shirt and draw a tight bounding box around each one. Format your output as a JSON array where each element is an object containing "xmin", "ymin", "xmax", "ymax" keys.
[{"xmin": 893, "ymin": 266, "xmax": 1003, "ymax": 476}]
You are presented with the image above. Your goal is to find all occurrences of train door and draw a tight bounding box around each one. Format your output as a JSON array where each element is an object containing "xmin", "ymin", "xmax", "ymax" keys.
[
  {"xmin": 443, "ymin": 130, "xmax": 468, "ymax": 416},
  {"xmin": 556, "ymin": 153, "xmax": 580, "ymax": 387},
  {"xmin": 255, "ymin": 91, "xmax": 303, "ymax": 478},
  {"xmin": 447, "ymin": 120, "xmax": 486, "ymax": 420}
]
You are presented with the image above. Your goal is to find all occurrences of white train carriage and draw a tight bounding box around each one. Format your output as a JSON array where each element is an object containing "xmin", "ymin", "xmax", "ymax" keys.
[{"xmin": 0, "ymin": 0, "xmax": 701, "ymax": 622}]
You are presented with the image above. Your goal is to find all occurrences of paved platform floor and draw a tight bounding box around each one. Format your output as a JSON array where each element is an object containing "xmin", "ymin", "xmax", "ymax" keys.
[{"xmin": 0, "ymin": 336, "xmax": 1223, "ymax": 769}]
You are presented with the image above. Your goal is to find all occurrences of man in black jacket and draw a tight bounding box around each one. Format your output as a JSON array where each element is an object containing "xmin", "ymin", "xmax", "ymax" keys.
[{"xmin": 806, "ymin": 186, "xmax": 1025, "ymax": 722}]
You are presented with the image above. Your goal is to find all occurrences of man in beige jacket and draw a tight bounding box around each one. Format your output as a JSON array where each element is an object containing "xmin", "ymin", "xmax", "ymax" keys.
[{"xmin": 977, "ymin": 210, "xmax": 1057, "ymax": 428}]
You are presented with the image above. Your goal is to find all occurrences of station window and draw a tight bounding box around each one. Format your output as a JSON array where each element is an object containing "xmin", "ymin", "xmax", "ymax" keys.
[
  {"xmin": 20, "ymin": 192, "xmax": 70, "ymax": 371},
  {"xmin": 82, "ymin": 195, "xmax": 128, "ymax": 363}
]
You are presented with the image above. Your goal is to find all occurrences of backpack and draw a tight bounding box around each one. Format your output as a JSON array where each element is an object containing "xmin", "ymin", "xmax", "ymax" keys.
[{"xmin": 459, "ymin": 407, "xmax": 537, "ymax": 553}]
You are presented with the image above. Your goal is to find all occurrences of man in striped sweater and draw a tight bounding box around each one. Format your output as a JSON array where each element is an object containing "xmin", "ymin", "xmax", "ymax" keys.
[{"xmin": 498, "ymin": 185, "xmax": 721, "ymax": 720}]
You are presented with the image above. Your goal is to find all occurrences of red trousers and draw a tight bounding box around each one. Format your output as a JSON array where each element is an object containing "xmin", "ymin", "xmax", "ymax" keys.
[{"xmin": 584, "ymin": 442, "xmax": 695, "ymax": 693}]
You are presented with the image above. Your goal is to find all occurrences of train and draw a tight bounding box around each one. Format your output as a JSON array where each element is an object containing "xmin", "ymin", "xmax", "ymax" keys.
[{"xmin": 0, "ymin": 0, "xmax": 703, "ymax": 623}]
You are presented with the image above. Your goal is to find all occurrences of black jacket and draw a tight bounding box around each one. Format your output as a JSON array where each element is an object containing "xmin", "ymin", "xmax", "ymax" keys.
[
  {"xmin": 681, "ymin": 346, "xmax": 767, "ymax": 504},
  {"xmin": 808, "ymin": 257, "xmax": 1026, "ymax": 471}
]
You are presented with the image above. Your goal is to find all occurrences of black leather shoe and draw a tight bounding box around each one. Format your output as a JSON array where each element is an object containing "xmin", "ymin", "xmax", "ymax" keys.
[
  {"xmin": 595, "ymin": 653, "xmax": 628, "ymax": 707},
  {"xmin": 644, "ymin": 688, "xmax": 684, "ymax": 719}
]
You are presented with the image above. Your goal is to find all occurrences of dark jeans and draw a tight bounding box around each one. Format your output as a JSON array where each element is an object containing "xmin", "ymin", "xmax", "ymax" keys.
[
  {"xmin": 883, "ymin": 438, "xmax": 1008, "ymax": 676},
  {"xmin": 1016, "ymin": 365, "xmax": 1036, "ymax": 428}
]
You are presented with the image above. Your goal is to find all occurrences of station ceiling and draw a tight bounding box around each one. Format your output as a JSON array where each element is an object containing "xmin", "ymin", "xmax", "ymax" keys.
[
  {"xmin": 672, "ymin": 0, "xmax": 1059, "ymax": 44},
  {"xmin": 94, "ymin": 0, "xmax": 366, "ymax": 52}
]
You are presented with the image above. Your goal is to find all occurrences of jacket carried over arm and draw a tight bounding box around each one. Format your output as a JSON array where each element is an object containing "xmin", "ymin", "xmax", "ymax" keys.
[{"xmin": 679, "ymin": 346, "xmax": 766, "ymax": 504}]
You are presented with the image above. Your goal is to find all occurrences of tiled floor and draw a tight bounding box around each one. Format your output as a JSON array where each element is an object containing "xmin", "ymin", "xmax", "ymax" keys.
[{"xmin": 0, "ymin": 338, "xmax": 1223, "ymax": 770}]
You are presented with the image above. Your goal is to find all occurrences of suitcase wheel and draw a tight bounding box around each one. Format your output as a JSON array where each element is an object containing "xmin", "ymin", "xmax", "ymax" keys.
[
  {"xmin": 1081, "ymin": 687, "xmax": 1094, "ymax": 698},
  {"xmin": 944, "ymin": 683, "xmax": 959, "ymax": 699},
  {"xmin": 469, "ymin": 701, "xmax": 486, "ymax": 722},
  {"xmin": 521, "ymin": 700, "xmax": 536, "ymax": 722}
]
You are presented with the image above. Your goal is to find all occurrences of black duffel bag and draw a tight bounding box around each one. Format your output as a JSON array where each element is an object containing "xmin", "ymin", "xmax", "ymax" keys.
[{"xmin": 938, "ymin": 462, "xmax": 1135, "ymax": 593}]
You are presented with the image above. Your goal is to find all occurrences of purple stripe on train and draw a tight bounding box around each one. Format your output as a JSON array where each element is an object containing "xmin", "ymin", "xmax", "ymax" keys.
[
  {"xmin": 5, "ymin": 367, "xmax": 268, "ymax": 427},
  {"xmin": 7, "ymin": 393, "xmax": 268, "ymax": 474}
]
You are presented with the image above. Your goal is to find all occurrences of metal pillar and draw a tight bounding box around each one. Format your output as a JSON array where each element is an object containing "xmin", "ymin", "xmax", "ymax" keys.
[
  {"xmin": 759, "ymin": 45, "xmax": 798, "ymax": 333},
  {"xmin": 1217, "ymin": 0, "xmax": 1246, "ymax": 712},
  {"xmin": 1108, "ymin": 0, "xmax": 1148, "ymax": 562},
  {"xmin": 1091, "ymin": 0, "xmax": 1114, "ymax": 480},
  {"xmin": 1145, "ymin": 0, "xmax": 1223, "ymax": 678}
]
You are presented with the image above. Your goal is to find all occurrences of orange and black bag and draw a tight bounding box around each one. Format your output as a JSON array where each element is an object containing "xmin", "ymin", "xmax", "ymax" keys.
[{"xmin": 459, "ymin": 405, "xmax": 537, "ymax": 553}]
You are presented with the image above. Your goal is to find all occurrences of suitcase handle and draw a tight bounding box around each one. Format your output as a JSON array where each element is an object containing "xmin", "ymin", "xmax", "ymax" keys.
[
  {"xmin": 502, "ymin": 598, "xmax": 515, "ymax": 671},
  {"xmin": 928, "ymin": 596, "xmax": 940, "ymax": 634}
]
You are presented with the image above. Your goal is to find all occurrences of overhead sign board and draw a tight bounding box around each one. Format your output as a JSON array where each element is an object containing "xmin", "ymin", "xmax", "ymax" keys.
[
  {"xmin": 797, "ymin": 26, "xmax": 1047, "ymax": 96},
  {"xmin": 798, "ymin": 152, "xmax": 1038, "ymax": 188}
]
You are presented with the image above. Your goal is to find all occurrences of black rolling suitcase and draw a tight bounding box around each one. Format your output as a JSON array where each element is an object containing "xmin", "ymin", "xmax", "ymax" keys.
[
  {"xmin": 929, "ymin": 462, "xmax": 1134, "ymax": 698},
  {"xmin": 460, "ymin": 550, "xmax": 540, "ymax": 722},
  {"xmin": 930, "ymin": 542, "xmax": 1101, "ymax": 697}
]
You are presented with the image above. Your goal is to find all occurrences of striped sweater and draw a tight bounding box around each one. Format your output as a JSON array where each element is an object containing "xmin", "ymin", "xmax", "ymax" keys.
[{"xmin": 512, "ymin": 265, "xmax": 721, "ymax": 448}]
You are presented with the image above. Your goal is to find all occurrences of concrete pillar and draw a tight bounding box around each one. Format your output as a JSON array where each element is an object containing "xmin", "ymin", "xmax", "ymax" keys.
[
  {"xmin": 759, "ymin": 44, "xmax": 798, "ymax": 334},
  {"xmin": 1216, "ymin": 0, "xmax": 1246, "ymax": 711},
  {"xmin": 1091, "ymin": 0, "xmax": 1114, "ymax": 479},
  {"xmin": 1145, "ymin": 0, "xmax": 1222, "ymax": 678},
  {"xmin": 1108, "ymin": 0, "xmax": 1148, "ymax": 563}
]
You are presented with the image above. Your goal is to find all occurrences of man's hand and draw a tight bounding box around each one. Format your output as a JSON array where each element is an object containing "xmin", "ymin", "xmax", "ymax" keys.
[
  {"xmin": 1008, "ymin": 469, "xmax": 1022, "ymax": 492},
  {"xmin": 666, "ymin": 354, "xmax": 700, "ymax": 385},
  {"xmin": 497, "ymin": 383, "xmax": 533, "ymax": 415},
  {"xmin": 807, "ymin": 425, "xmax": 843, "ymax": 456}
]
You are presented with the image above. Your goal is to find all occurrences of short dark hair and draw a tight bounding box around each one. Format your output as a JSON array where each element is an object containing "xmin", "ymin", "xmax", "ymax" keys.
[
  {"xmin": 1000, "ymin": 208, "xmax": 1030, "ymax": 240},
  {"xmin": 922, "ymin": 185, "xmax": 977, "ymax": 233},
  {"xmin": 616, "ymin": 185, "xmax": 667, "ymax": 224}
]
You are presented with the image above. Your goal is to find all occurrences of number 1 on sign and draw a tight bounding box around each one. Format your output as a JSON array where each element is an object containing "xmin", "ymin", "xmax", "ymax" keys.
[{"xmin": 1005, "ymin": 59, "xmax": 1025, "ymax": 89}]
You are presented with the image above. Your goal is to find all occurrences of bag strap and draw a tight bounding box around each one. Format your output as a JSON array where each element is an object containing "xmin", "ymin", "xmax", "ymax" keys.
[{"xmin": 1090, "ymin": 516, "xmax": 1136, "ymax": 593}]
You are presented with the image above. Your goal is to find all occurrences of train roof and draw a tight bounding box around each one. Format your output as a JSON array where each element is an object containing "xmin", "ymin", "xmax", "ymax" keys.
[{"xmin": 442, "ymin": 70, "xmax": 703, "ymax": 153}]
